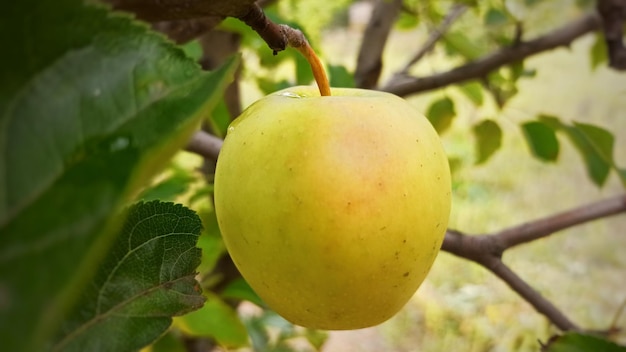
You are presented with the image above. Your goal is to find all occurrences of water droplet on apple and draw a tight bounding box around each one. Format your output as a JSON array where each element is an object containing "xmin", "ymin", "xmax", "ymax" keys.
[
  {"xmin": 278, "ymin": 91, "xmax": 303, "ymax": 98},
  {"xmin": 228, "ymin": 126, "xmax": 235, "ymax": 133}
]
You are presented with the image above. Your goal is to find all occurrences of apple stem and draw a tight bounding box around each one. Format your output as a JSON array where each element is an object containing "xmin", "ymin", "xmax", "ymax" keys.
[{"xmin": 280, "ymin": 25, "xmax": 331, "ymax": 96}]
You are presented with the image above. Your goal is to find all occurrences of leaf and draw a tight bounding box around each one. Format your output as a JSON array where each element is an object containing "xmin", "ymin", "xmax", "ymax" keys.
[
  {"xmin": 139, "ymin": 167, "xmax": 195, "ymax": 202},
  {"xmin": 563, "ymin": 125, "xmax": 612, "ymax": 187},
  {"xmin": 0, "ymin": 2, "xmax": 239, "ymax": 350},
  {"xmin": 590, "ymin": 33, "xmax": 608, "ymax": 70},
  {"xmin": 473, "ymin": 120, "xmax": 502, "ymax": 164},
  {"xmin": 443, "ymin": 31, "xmax": 485, "ymax": 60},
  {"xmin": 147, "ymin": 331, "xmax": 187, "ymax": 352},
  {"xmin": 521, "ymin": 121, "xmax": 560, "ymax": 161},
  {"xmin": 484, "ymin": 8, "xmax": 509, "ymax": 27},
  {"xmin": 458, "ymin": 81, "xmax": 484, "ymax": 106},
  {"xmin": 328, "ymin": 64, "xmax": 355, "ymax": 88},
  {"xmin": 572, "ymin": 122, "xmax": 614, "ymax": 163},
  {"xmin": 54, "ymin": 201, "xmax": 205, "ymax": 351},
  {"xmin": 175, "ymin": 293, "xmax": 249, "ymax": 348},
  {"xmin": 541, "ymin": 332, "xmax": 626, "ymax": 352},
  {"xmin": 295, "ymin": 53, "xmax": 315, "ymax": 85},
  {"xmin": 222, "ymin": 277, "xmax": 265, "ymax": 307},
  {"xmin": 536, "ymin": 115, "xmax": 613, "ymax": 187},
  {"xmin": 426, "ymin": 97, "xmax": 456, "ymax": 134}
]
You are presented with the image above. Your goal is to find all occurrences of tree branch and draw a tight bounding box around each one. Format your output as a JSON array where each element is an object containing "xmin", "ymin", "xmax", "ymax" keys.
[
  {"xmin": 382, "ymin": 12, "xmax": 602, "ymax": 97},
  {"xmin": 597, "ymin": 0, "xmax": 626, "ymax": 70},
  {"xmin": 102, "ymin": 0, "xmax": 257, "ymax": 22},
  {"xmin": 491, "ymin": 194, "xmax": 626, "ymax": 249},
  {"xmin": 185, "ymin": 130, "xmax": 223, "ymax": 161},
  {"xmin": 354, "ymin": 0, "xmax": 403, "ymax": 89},
  {"xmin": 442, "ymin": 195, "xmax": 626, "ymax": 331},
  {"xmin": 484, "ymin": 256, "xmax": 579, "ymax": 331},
  {"xmin": 399, "ymin": 3, "xmax": 468, "ymax": 74}
]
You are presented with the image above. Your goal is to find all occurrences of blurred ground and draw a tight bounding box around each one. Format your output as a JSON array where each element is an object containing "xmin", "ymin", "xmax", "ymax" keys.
[{"xmin": 311, "ymin": 16, "xmax": 626, "ymax": 352}]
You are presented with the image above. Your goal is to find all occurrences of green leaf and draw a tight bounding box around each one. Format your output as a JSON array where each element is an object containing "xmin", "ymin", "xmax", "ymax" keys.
[
  {"xmin": 426, "ymin": 97, "xmax": 456, "ymax": 134},
  {"xmin": 443, "ymin": 31, "xmax": 485, "ymax": 60},
  {"xmin": 521, "ymin": 121, "xmax": 560, "ymax": 161},
  {"xmin": 304, "ymin": 329, "xmax": 329, "ymax": 351},
  {"xmin": 542, "ymin": 332, "xmax": 626, "ymax": 352},
  {"xmin": 176, "ymin": 293, "xmax": 249, "ymax": 348},
  {"xmin": 54, "ymin": 201, "xmax": 205, "ymax": 351},
  {"xmin": 563, "ymin": 125, "xmax": 612, "ymax": 187},
  {"xmin": 572, "ymin": 122, "xmax": 614, "ymax": 163},
  {"xmin": 590, "ymin": 33, "xmax": 608, "ymax": 70},
  {"xmin": 0, "ymin": 2, "xmax": 239, "ymax": 350},
  {"xmin": 458, "ymin": 81, "xmax": 484, "ymax": 106},
  {"xmin": 536, "ymin": 115, "xmax": 613, "ymax": 187},
  {"xmin": 139, "ymin": 166, "xmax": 195, "ymax": 202},
  {"xmin": 222, "ymin": 277, "xmax": 265, "ymax": 307},
  {"xmin": 149, "ymin": 331, "xmax": 188, "ymax": 352},
  {"xmin": 484, "ymin": 8, "xmax": 509, "ymax": 27},
  {"xmin": 295, "ymin": 53, "xmax": 315, "ymax": 85},
  {"xmin": 473, "ymin": 120, "xmax": 502, "ymax": 164},
  {"xmin": 328, "ymin": 64, "xmax": 356, "ymax": 88},
  {"xmin": 196, "ymin": 208, "xmax": 227, "ymax": 275}
]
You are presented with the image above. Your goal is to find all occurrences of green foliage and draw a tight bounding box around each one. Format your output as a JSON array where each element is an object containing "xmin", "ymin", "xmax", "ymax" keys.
[
  {"xmin": 542, "ymin": 332, "xmax": 626, "ymax": 352},
  {"xmin": 522, "ymin": 121, "xmax": 560, "ymax": 162},
  {"xmin": 175, "ymin": 293, "xmax": 249, "ymax": 348},
  {"xmin": 244, "ymin": 310, "xmax": 328, "ymax": 352},
  {"xmin": 0, "ymin": 1, "xmax": 238, "ymax": 351},
  {"xmin": 54, "ymin": 201, "xmax": 205, "ymax": 351},
  {"xmin": 473, "ymin": 119, "xmax": 502, "ymax": 164},
  {"xmin": 427, "ymin": 97, "xmax": 456, "ymax": 133},
  {"xmin": 534, "ymin": 115, "xmax": 625, "ymax": 187}
]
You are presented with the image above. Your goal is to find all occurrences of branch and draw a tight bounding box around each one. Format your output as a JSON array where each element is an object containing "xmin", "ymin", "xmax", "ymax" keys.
[
  {"xmin": 399, "ymin": 3, "xmax": 468, "ymax": 74},
  {"xmin": 442, "ymin": 194, "xmax": 626, "ymax": 331},
  {"xmin": 597, "ymin": 0, "xmax": 626, "ymax": 70},
  {"xmin": 102, "ymin": 0, "xmax": 257, "ymax": 22},
  {"xmin": 382, "ymin": 12, "xmax": 602, "ymax": 97},
  {"xmin": 354, "ymin": 0, "xmax": 403, "ymax": 89},
  {"xmin": 491, "ymin": 194, "xmax": 626, "ymax": 249},
  {"xmin": 185, "ymin": 130, "xmax": 223, "ymax": 161}
]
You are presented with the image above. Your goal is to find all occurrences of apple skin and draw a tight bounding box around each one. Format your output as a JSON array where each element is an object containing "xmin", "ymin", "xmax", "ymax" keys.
[{"xmin": 214, "ymin": 86, "xmax": 451, "ymax": 330}]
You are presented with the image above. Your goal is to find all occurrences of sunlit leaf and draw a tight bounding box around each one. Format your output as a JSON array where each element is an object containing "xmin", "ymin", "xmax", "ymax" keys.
[
  {"xmin": 521, "ymin": 121, "xmax": 560, "ymax": 162},
  {"xmin": 484, "ymin": 8, "xmax": 509, "ymax": 27},
  {"xmin": 458, "ymin": 81, "xmax": 484, "ymax": 106},
  {"xmin": 590, "ymin": 33, "xmax": 608, "ymax": 70},
  {"xmin": 473, "ymin": 120, "xmax": 502, "ymax": 164},
  {"xmin": 54, "ymin": 201, "xmax": 205, "ymax": 351},
  {"xmin": 426, "ymin": 97, "xmax": 456, "ymax": 133},
  {"xmin": 328, "ymin": 64, "xmax": 355, "ymax": 88},
  {"xmin": 443, "ymin": 31, "xmax": 486, "ymax": 60},
  {"xmin": 222, "ymin": 277, "xmax": 265, "ymax": 307},
  {"xmin": 175, "ymin": 293, "xmax": 249, "ymax": 348}
]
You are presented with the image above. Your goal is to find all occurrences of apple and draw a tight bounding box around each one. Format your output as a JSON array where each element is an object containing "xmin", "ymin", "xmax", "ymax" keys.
[{"xmin": 214, "ymin": 86, "xmax": 451, "ymax": 330}]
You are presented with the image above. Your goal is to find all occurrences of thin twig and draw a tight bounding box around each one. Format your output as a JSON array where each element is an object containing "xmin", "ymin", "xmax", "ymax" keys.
[
  {"xmin": 399, "ymin": 3, "xmax": 468, "ymax": 74},
  {"xmin": 483, "ymin": 256, "xmax": 579, "ymax": 331},
  {"xmin": 354, "ymin": 0, "xmax": 403, "ymax": 89},
  {"xmin": 491, "ymin": 194, "xmax": 626, "ymax": 249},
  {"xmin": 185, "ymin": 130, "xmax": 223, "ymax": 161},
  {"xmin": 382, "ymin": 12, "xmax": 601, "ymax": 97}
]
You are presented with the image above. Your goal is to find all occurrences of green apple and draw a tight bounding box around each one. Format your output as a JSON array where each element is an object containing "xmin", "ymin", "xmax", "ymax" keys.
[{"xmin": 214, "ymin": 86, "xmax": 451, "ymax": 330}]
